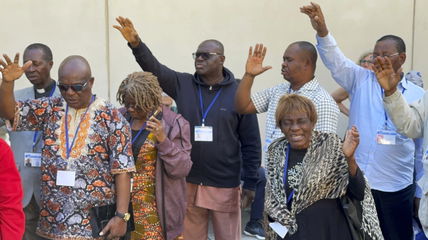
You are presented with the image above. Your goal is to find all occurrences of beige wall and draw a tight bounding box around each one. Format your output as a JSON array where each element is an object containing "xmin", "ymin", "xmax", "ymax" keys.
[{"xmin": 1, "ymin": 0, "xmax": 425, "ymax": 141}]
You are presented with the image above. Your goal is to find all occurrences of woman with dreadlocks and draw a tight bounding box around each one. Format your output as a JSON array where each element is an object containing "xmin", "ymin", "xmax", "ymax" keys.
[{"xmin": 117, "ymin": 71, "xmax": 192, "ymax": 240}]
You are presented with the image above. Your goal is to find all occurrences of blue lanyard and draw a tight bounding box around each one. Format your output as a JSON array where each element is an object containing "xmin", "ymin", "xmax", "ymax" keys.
[
  {"xmin": 64, "ymin": 95, "xmax": 95, "ymax": 159},
  {"xmin": 32, "ymin": 84, "xmax": 57, "ymax": 152},
  {"xmin": 382, "ymin": 86, "xmax": 406, "ymax": 126},
  {"xmin": 198, "ymin": 86, "xmax": 222, "ymax": 126},
  {"xmin": 283, "ymin": 144, "xmax": 294, "ymax": 203},
  {"xmin": 130, "ymin": 119, "xmax": 147, "ymax": 145}
]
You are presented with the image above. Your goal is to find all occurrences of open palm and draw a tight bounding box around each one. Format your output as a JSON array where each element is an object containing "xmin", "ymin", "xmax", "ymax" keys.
[
  {"xmin": 245, "ymin": 44, "xmax": 272, "ymax": 77},
  {"xmin": 373, "ymin": 57, "xmax": 401, "ymax": 92},
  {"xmin": 113, "ymin": 16, "xmax": 140, "ymax": 47},
  {"xmin": 343, "ymin": 126, "xmax": 359, "ymax": 159},
  {"xmin": 0, "ymin": 53, "xmax": 32, "ymax": 82}
]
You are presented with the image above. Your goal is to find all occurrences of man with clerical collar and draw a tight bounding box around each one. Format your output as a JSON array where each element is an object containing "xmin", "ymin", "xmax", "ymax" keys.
[
  {"xmin": 0, "ymin": 43, "xmax": 61, "ymax": 240},
  {"xmin": 0, "ymin": 54, "xmax": 135, "ymax": 239}
]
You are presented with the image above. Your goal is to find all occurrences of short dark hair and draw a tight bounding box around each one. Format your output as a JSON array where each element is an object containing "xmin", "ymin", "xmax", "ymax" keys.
[
  {"xmin": 24, "ymin": 43, "xmax": 53, "ymax": 61},
  {"xmin": 292, "ymin": 41, "xmax": 318, "ymax": 68},
  {"xmin": 200, "ymin": 39, "xmax": 224, "ymax": 55},
  {"xmin": 377, "ymin": 35, "xmax": 406, "ymax": 53}
]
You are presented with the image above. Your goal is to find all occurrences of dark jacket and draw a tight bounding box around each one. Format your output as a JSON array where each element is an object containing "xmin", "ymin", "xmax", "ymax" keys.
[
  {"xmin": 129, "ymin": 41, "xmax": 261, "ymax": 190},
  {"xmin": 122, "ymin": 106, "xmax": 192, "ymax": 240}
]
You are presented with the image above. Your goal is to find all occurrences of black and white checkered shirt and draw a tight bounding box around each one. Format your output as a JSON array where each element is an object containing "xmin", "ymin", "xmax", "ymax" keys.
[{"xmin": 251, "ymin": 78, "xmax": 339, "ymax": 153}]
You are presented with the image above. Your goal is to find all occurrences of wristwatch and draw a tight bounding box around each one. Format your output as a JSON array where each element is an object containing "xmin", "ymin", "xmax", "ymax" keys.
[{"xmin": 115, "ymin": 211, "xmax": 131, "ymax": 222}]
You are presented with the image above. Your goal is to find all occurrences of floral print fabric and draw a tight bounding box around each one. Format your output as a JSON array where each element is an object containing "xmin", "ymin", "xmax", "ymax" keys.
[
  {"xmin": 12, "ymin": 96, "xmax": 135, "ymax": 239},
  {"xmin": 131, "ymin": 133, "xmax": 163, "ymax": 240}
]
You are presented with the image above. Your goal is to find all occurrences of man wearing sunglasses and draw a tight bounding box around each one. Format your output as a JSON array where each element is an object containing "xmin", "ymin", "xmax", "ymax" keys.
[
  {"xmin": 302, "ymin": 3, "xmax": 424, "ymax": 240},
  {"xmin": 0, "ymin": 43, "xmax": 61, "ymax": 240},
  {"xmin": 0, "ymin": 55, "xmax": 135, "ymax": 240},
  {"xmin": 114, "ymin": 17, "xmax": 261, "ymax": 240}
]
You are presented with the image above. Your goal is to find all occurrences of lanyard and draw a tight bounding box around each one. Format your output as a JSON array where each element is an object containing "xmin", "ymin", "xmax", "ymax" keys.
[
  {"xmin": 198, "ymin": 86, "xmax": 222, "ymax": 126},
  {"xmin": 130, "ymin": 119, "xmax": 147, "ymax": 145},
  {"xmin": 65, "ymin": 95, "xmax": 95, "ymax": 160},
  {"xmin": 283, "ymin": 144, "xmax": 294, "ymax": 203},
  {"xmin": 32, "ymin": 85, "xmax": 57, "ymax": 152},
  {"xmin": 382, "ymin": 86, "xmax": 405, "ymax": 126}
]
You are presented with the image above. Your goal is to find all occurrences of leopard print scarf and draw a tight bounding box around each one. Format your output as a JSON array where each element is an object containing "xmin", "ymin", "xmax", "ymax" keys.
[{"xmin": 265, "ymin": 131, "xmax": 383, "ymax": 239}]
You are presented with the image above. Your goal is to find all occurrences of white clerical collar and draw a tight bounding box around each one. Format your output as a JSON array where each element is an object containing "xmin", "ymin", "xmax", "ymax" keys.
[{"xmin": 35, "ymin": 88, "xmax": 46, "ymax": 94}]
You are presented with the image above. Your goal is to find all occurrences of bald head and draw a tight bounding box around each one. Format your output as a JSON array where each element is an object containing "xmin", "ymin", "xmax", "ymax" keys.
[
  {"xmin": 59, "ymin": 55, "xmax": 92, "ymax": 79},
  {"xmin": 58, "ymin": 55, "xmax": 94, "ymax": 109},
  {"xmin": 198, "ymin": 39, "xmax": 224, "ymax": 55},
  {"xmin": 289, "ymin": 41, "xmax": 317, "ymax": 71}
]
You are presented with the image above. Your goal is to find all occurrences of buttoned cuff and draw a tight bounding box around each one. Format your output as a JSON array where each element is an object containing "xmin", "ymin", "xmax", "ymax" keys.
[{"xmin": 316, "ymin": 32, "xmax": 336, "ymax": 46}]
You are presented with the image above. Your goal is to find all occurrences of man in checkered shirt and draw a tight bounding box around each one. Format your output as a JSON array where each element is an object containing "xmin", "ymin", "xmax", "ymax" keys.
[{"xmin": 235, "ymin": 43, "xmax": 339, "ymax": 151}]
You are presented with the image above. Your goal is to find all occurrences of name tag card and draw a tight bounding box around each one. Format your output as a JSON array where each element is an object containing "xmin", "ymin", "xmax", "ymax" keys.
[
  {"xmin": 194, "ymin": 126, "xmax": 213, "ymax": 142},
  {"xmin": 269, "ymin": 222, "xmax": 288, "ymax": 238},
  {"xmin": 376, "ymin": 130, "xmax": 397, "ymax": 145},
  {"xmin": 56, "ymin": 170, "xmax": 76, "ymax": 187},
  {"xmin": 24, "ymin": 152, "xmax": 41, "ymax": 167}
]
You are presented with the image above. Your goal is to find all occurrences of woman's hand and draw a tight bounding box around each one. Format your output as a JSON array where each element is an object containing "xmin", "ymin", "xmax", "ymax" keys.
[
  {"xmin": 343, "ymin": 126, "xmax": 359, "ymax": 176},
  {"xmin": 146, "ymin": 110, "xmax": 166, "ymax": 142},
  {"xmin": 343, "ymin": 126, "xmax": 359, "ymax": 158}
]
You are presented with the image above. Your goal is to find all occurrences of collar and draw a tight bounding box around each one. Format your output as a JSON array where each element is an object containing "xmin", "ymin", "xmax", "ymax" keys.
[
  {"xmin": 399, "ymin": 74, "xmax": 408, "ymax": 92},
  {"xmin": 288, "ymin": 78, "xmax": 319, "ymax": 93},
  {"xmin": 34, "ymin": 80, "xmax": 56, "ymax": 95}
]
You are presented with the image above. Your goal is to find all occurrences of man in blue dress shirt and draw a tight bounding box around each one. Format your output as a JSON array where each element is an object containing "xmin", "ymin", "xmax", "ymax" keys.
[{"xmin": 302, "ymin": 3, "xmax": 424, "ymax": 240}]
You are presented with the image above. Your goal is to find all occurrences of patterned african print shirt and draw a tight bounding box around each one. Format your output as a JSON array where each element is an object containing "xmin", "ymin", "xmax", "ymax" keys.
[{"xmin": 9, "ymin": 96, "xmax": 135, "ymax": 239}]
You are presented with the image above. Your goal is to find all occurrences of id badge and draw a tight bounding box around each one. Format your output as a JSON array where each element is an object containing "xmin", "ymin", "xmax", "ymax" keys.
[
  {"xmin": 24, "ymin": 152, "xmax": 41, "ymax": 167},
  {"xmin": 194, "ymin": 125, "xmax": 213, "ymax": 142},
  {"xmin": 264, "ymin": 138, "xmax": 273, "ymax": 152},
  {"xmin": 56, "ymin": 170, "xmax": 76, "ymax": 187},
  {"xmin": 376, "ymin": 130, "xmax": 397, "ymax": 145},
  {"xmin": 269, "ymin": 222, "xmax": 288, "ymax": 238}
]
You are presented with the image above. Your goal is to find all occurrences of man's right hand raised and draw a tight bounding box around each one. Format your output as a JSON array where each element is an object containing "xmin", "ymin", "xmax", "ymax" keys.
[
  {"xmin": 0, "ymin": 53, "xmax": 32, "ymax": 82},
  {"xmin": 300, "ymin": 2, "xmax": 329, "ymax": 37},
  {"xmin": 113, "ymin": 16, "xmax": 141, "ymax": 48},
  {"xmin": 245, "ymin": 44, "xmax": 272, "ymax": 78}
]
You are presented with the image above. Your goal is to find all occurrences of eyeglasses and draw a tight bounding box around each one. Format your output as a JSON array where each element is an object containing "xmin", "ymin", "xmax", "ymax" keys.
[
  {"xmin": 192, "ymin": 52, "xmax": 222, "ymax": 60},
  {"xmin": 58, "ymin": 79, "xmax": 89, "ymax": 92},
  {"xmin": 371, "ymin": 52, "xmax": 399, "ymax": 60}
]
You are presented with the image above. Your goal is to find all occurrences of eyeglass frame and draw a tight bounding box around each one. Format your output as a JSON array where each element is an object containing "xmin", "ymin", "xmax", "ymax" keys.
[
  {"xmin": 58, "ymin": 78, "xmax": 90, "ymax": 92},
  {"xmin": 370, "ymin": 52, "xmax": 400, "ymax": 63},
  {"xmin": 192, "ymin": 52, "xmax": 223, "ymax": 60}
]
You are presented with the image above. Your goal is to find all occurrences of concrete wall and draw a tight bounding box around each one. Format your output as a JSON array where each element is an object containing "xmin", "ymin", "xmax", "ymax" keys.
[{"xmin": 0, "ymin": 0, "xmax": 425, "ymax": 143}]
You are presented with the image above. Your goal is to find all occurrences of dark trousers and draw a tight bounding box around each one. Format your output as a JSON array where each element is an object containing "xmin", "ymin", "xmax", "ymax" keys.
[
  {"xmin": 249, "ymin": 167, "xmax": 266, "ymax": 222},
  {"xmin": 371, "ymin": 184, "xmax": 415, "ymax": 240}
]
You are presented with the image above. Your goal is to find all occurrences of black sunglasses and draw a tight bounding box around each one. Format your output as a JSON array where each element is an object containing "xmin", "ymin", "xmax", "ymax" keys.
[
  {"xmin": 192, "ymin": 52, "xmax": 222, "ymax": 60},
  {"xmin": 58, "ymin": 79, "xmax": 89, "ymax": 92}
]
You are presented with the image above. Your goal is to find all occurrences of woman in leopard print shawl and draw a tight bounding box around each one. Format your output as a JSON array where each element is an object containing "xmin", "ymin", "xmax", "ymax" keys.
[{"xmin": 264, "ymin": 94, "xmax": 383, "ymax": 240}]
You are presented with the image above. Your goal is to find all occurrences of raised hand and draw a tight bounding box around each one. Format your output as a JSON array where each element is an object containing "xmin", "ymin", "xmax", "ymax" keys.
[
  {"xmin": 373, "ymin": 56, "xmax": 402, "ymax": 96},
  {"xmin": 300, "ymin": 2, "xmax": 328, "ymax": 37},
  {"xmin": 245, "ymin": 44, "xmax": 272, "ymax": 77},
  {"xmin": 343, "ymin": 126, "xmax": 359, "ymax": 159},
  {"xmin": 113, "ymin": 16, "xmax": 141, "ymax": 48},
  {"xmin": 343, "ymin": 126, "xmax": 359, "ymax": 176},
  {"xmin": 0, "ymin": 53, "xmax": 32, "ymax": 82}
]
